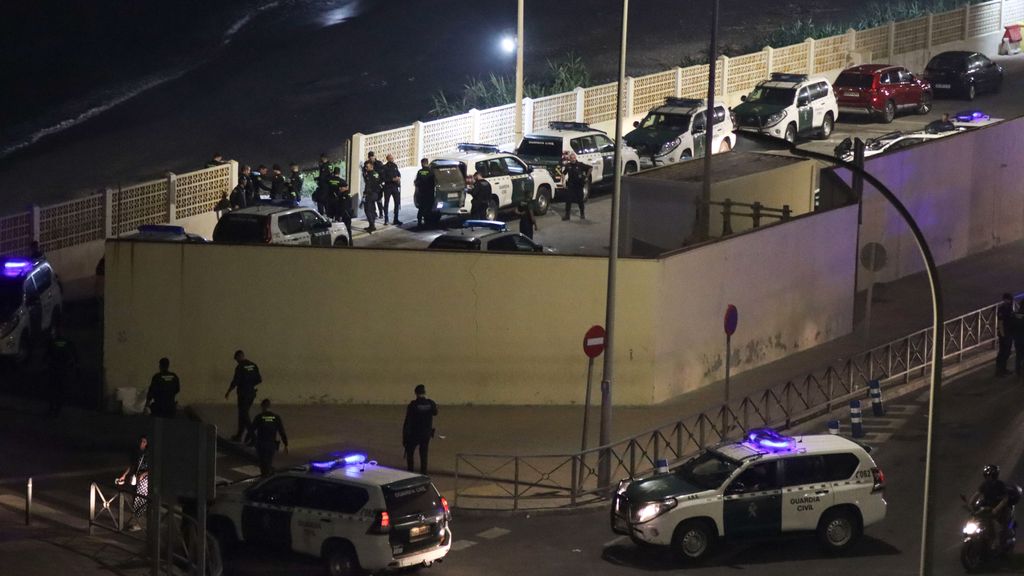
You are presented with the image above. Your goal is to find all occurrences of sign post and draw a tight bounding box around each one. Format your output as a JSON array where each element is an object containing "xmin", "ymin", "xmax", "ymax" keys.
[
  {"xmin": 723, "ymin": 305, "xmax": 738, "ymax": 435},
  {"xmin": 581, "ymin": 325, "xmax": 606, "ymax": 453}
]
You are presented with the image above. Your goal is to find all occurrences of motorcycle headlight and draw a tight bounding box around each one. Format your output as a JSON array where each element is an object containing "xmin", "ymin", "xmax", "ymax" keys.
[
  {"xmin": 657, "ymin": 138, "xmax": 681, "ymax": 156},
  {"xmin": 963, "ymin": 521, "xmax": 981, "ymax": 535},
  {"xmin": 764, "ymin": 110, "xmax": 787, "ymax": 127},
  {"xmin": 632, "ymin": 498, "xmax": 677, "ymax": 524}
]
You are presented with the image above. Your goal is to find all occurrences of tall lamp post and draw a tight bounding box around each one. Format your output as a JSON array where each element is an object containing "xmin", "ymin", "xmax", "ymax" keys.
[
  {"xmin": 699, "ymin": 0, "xmax": 720, "ymax": 241},
  {"xmin": 514, "ymin": 0, "xmax": 525, "ymax": 144}
]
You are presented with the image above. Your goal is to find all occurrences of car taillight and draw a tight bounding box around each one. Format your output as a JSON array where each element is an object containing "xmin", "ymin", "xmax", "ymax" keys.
[
  {"xmin": 368, "ymin": 510, "xmax": 390, "ymax": 534},
  {"xmin": 440, "ymin": 496, "xmax": 450, "ymax": 517},
  {"xmin": 263, "ymin": 219, "xmax": 272, "ymax": 243},
  {"xmin": 872, "ymin": 467, "xmax": 886, "ymax": 492},
  {"xmin": 871, "ymin": 75, "xmax": 880, "ymax": 91}
]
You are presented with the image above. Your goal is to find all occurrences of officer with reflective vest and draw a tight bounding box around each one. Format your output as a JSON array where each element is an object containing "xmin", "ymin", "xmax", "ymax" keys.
[
  {"xmin": 146, "ymin": 357, "xmax": 181, "ymax": 418},
  {"xmin": 225, "ymin": 350, "xmax": 263, "ymax": 442},
  {"xmin": 247, "ymin": 399, "xmax": 288, "ymax": 476}
]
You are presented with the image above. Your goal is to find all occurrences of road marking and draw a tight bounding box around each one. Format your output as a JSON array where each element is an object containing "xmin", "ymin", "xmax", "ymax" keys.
[
  {"xmin": 215, "ymin": 476, "xmax": 232, "ymax": 485},
  {"xmin": 232, "ymin": 465, "xmax": 261, "ymax": 477},
  {"xmin": 450, "ymin": 540, "xmax": 477, "ymax": 552},
  {"xmin": 879, "ymin": 404, "xmax": 921, "ymax": 414},
  {"xmin": 476, "ymin": 527, "xmax": 511, "ymax": 539},
  {"xmin": 604, "ymin": 535, "xmax": 629, "ymax": 547},
  {"xmin": 861, "ymin": 432, "xmax": 893, "ymax": 444}
]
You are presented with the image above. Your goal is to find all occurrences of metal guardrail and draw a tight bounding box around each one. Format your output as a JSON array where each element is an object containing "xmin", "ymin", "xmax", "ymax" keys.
[{"xmin": 454, "ymin": 300, "xmax": 1000, "ymax": 510}]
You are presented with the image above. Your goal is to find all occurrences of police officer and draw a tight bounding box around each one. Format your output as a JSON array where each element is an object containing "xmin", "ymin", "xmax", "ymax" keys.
[
  {"xmin": 367, "ymin": 151, "xmax": 385, "ymax": 217},
  {"xmin": 996, "ymin": 293, "xmax": 1014, "ymax": 376},
  {"xmin": 146, "ymin": 357, "xmax": 181, "ymax": 418},
  {"xmin": 362, "ymin": 160, "xmax": 383, "ymax": 233},
  {"xmin": 206, "ymin": 153, "xmax": 226, "ymax": 168},
  {"xmin": 269, "ymin": 164, "xmax": 289, "ymax": 200},
  {"xmin": 224, "ymin": 350, "xmax": 263, "ymax": 442},
  {"xmin": 327, "ymin": 167, "xmax": 353, "ymax": 245},
  {"xmin": 229, "ymin": 179, "xmax": 247, "ymax": 210},
  {"xmin": 247, "ymin": 399, "xmax": 288, "ymax": 476},
  {"xmin": 44, "ymin": 325, "xmax": 78, "ymax": 416},
  {"xmin": 469, "ymin": 172, "xmax": 492, "ymax": 219},
  {"xmin": 382, "ymin": 153, "xmax": 402, "ymax": 225},
  {"xmin": 240, "ymin": 165, "xmax": 258, "ymax": 206},
  {"xmin": 516, "ymin": 201, "xmax": 538, "ymax": 240},
  {"xmin": 562, "ymin": 152, "xmax": 591, "ymax": 221},
  {"xmin": 288, "ymin": 162, "xmax": 303, "ymax": 202},
  {"xmin": 402, "ymin": 384, "xmax": 438, "ymax": 474},
  {"xmin": 314, "ymin": 153, "xmax": 332, "ymax": 216},
  {"xmin": 255, "ymin": 165, "xmax": 271, "ymax": 200},
  {"xmin": 413, "ymin": 158, "xmax": 435, "ymax": 227}
]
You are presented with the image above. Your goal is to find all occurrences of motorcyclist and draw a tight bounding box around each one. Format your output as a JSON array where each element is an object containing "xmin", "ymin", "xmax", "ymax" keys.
[{"xmin": 971, "ymin": 464, "xmax": 1011, "ymax": 548}]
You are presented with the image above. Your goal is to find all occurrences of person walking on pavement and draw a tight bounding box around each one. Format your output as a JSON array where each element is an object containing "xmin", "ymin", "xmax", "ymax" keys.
[
  {"xmin": 289, "ymin": 162, "xmax": 303, "ymax": 202},
  {"xmin": 562, "ymin": 152, "xmax": 591, "ymax": 220},
  {"xmin": 402, "ymin": 384, "xmax": 438, "ymax": 474},
  {"xmin": 469, "ymin": 172, "xmax": 492, "ymax": 220},
  {"xmin": 146, "ymin": 357, "xmax": 181, "ymax": 418},
  {"xmin": 225, "ymin": 350, "xmax": 263, "ymax": 442},
  {"xmin": 44, "ymin": 325, "xmax": 78, "ymax": 417},
  {"xmin": 327, "ymin": 167, "xmax": 353, "ymax": 245},
  {"xmin": 516, "ymin": 201, "xmax": 538, "ymax": 240},
  {"xmin": 382, "ymin": 153, "xmax": 402, "ymax": 225},
  {"xmin": 362, "ymin": 160, "xmax": 383, "ymax": 233},
  {"xmin": 414, "ymin": 158, "xmax": 435, "ymax": 227},
  {"xmin": 116, "ymin": 435, "xmax": 151, "ymax": 531},
  {"xmin": 367, "ymin": 151, "xmax": 385, "ymax": 218},
  {"xmin": 247, "ymin": 399, "xmax": 288, "ymax": 476},
  {"xmin": 314, "ymin": 153, "xmax": 331, "ymax": 216},
  {"xmin": 996, "ymin": 292, "xmax": 1014, "ymax": 376}
]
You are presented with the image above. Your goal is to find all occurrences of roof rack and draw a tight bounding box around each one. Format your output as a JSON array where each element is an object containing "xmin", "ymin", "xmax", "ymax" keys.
[
  {"xmin": 548, "ymin": 121, "xmax": 602, "ymax": 133},
  {"xmin": 769, "ymin": 72, "xmax": 809, "ymax": 83},
  {"xmin": 663, "ymin": 97, "xmax": 705, "ymax": 108},
  {"xmin": 463, "ymin": 220, "xmax": 508, "ymax": 232},
  {"xmin": 457, "ymin": 143, "xmax": 500, "ymax": 154}
]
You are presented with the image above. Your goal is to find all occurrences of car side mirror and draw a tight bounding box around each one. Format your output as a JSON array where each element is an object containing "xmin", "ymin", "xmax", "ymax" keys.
[
  {"xmin": 798, "ymin": 96, "xmax": 809, "ymax": 107},
  {"xmin": 740, "ymin": 95, "xmax": 747, "ymax": 102},
  {"xmin": 526, "ymin": 165, "xmax": 533, "ymax": 173},
  {"xmin": 726, "ymin": 481, "xmax": 746, "ymax": 495},
  {"xmin": 632, "ymin": 120, "xmax": 640, "ymax": 128}
]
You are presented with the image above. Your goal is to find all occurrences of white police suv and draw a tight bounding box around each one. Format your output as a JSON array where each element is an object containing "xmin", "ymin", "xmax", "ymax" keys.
[
  {"xmin": 427, "ymin": 220, "xmax": 551, "ymax": 253},
  {"xmin": 212, "ymin": 204, "xmax": 351, "ymax": 247},
  {"xmin": 429, "ymin": 144, "xmax": 556, "ymax": 219},
  {"xmin": 611, "ymin": 429, "xmax": 886, "ymax": 564},
  {"xmin": 0, "ymin": 257, "xmax": 62, "ymax": 363},
  {"xmin": 208, "ymin": 454, "xmax": 452, "ymax": 576},
  {"xmin": 625, "ymin": 98, "xmax": 736, "ymax": 168},
  {"xmin": 734, "ymin": 73, "xmax": 839, "ymax": 143}
]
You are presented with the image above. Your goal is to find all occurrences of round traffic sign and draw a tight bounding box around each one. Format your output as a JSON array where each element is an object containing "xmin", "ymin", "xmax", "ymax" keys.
[
  {"xmin": 860, "ymin": 242, "xmax": 888, "ymax": 272},
  {"xmin": 583, "ymin": 325, "xmax": 606, "ymax": 358},
  {"xmin": 724, "ymin": 305, "xmax": 739, "ymax": 336}
]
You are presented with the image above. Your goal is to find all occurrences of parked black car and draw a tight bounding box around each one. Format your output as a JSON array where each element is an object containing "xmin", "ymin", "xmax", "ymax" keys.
[{"xmin": 923, "ymin": 51, "xmax": 1003, "ymax": 100}]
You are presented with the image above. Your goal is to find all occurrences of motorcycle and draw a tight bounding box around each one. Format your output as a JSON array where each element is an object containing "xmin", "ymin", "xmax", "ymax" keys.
[{"xmin": 960, "ymin": 487, "xmax": 1021, "ymax": 571}]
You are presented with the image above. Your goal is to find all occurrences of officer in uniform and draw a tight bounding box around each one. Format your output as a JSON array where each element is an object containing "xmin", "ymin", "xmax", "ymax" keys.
[
  {"xmin": 402, "ymin": 384, "xmax": 438, "ymax": 474},
  {"xmin": 206, "ymin": 153, "xmax": 226, "ymax": 168},
  {"xmin": 996, "ymin": 293, "xmax": 1014, "ymax": 376},
  {"xmin": 327, "ymin": 167, "xmax": 353, "ymax": 245},
  {"xmin": 314, "ymin": 153, "xmax": 331, "ymax": 216},
  {"xmin": 240, "ymin": 165, "xmax": 258, "ymax": 206},
  {"xmin": 469, "ymin": 172, "xmax": 492, "ymax": 220},
  {"xmin": 225, "ymin": 350, "xmax": 263, "ymax": 442},
  {"xmin": 44, "ymin": 326, "xmax": 78, "ymax": 416},
  {"xmin": 269, "ymin": 164, "xmax": 289, "ymax": 201},
  {"xmin": 562, "ymin": 152, "xmax": 591, "ymax": 221},
  {"xmin": 288, "ymin": 162, "xmax": 303, "ymax": 202},
  {"xmin": 413, "ymin": 158, "xmax": 435, "ymax": 227},
  {"xmin": 255, "ymin": 165, "xmax": 271, "ymax": 200},
  {"xmin": 382, "ymin": 153, "xmax": 402, "ymax": 225},
  {"xmin": 362, "ymin": 160, "xmax": 383, "ymax": 233},
  {"xmin": 247, "ymin": 399, "xmax": 288, "ymax": 476},
  {"xmin": 229, "ymin": 179, "xmax": 247, "ymax": 210},
  {"xmin": 146, "ymin": 357, "xmax": 181, "ymax": 418},
  {"xmin": 367, "ymin": 152, "xmax": 385, "ymax": 219}
]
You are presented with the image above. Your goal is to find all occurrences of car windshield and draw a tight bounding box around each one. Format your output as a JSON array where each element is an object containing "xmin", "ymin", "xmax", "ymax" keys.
[
  {"xmin": 834, "ymin": 73, "xmax": 873, "ymax": 89},
  {"xmin": 212, "ymin": 214, "xmax": 266, "ymax": 243},
  {"xmin": 0, "ymin": 278, "xmax": 23, "ymax": 318},
  {"xmin": 928, "ymin": 55, "xmax": 966, "ymax": 71},
  {"xmin": 638, "ymin": 113, "xmax": 691, "ymax": 131},
  {"xmin": 746, "ymin": 87, "xmax": 796, "ymax": 105},
  {"xmin": 516, "ymin": 137, "xmax": 562, "ymax": 159},
  {"xmin": 433, "ymin": 165, "xmax": 465, "ymax": 188},
  {"xmin": 383, "ymin": 479, "xmax": 445, "ymax": 520},
  {"xmin": 675, "ymin": 450, "xmax": 740, "ymax": 489}
]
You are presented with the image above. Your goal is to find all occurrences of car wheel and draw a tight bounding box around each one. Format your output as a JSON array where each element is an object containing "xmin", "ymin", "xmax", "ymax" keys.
[
  {"xmin": 718, "ymin": 138, "xmax": 732, "ymax": 153},
  {"xmin": 671, "ymin": 519, "xmax": 716, "ymax": 564},
  {"xmin": 624, "ymin": 161, "xmax": 638, "ymax": 174},
  {"xmin": 882, "ymin": 100, "xmax": 896, "ymax": 123},
  {"xmin": 485, "ymin": 198, "xmax": 499, "ymax": 221},
  {"xmin": 333, "ymin": 236, "xmax": 349, "ymax": 247},
  {"xmin": 961, "ymin": 540, "xmax": 984, "ymax": 572},
  {"xmin": 324, "ymin": 542, "xmax": 360, "ymax": 576},
  {"xmin": 535, "ymin": 186, "xmax": 551, "ymax": 216},
  {"xmin": 818, "ymin": 113, "xmax": 834, "ymax": 139},
  {"xmin": 680, "ymin": 150, "xmax": 693, "ymax": 161},
  {"xmin": 967, "ymin": 83, "xmax": 976, "ymax": 101},
  {"xmin": 817, "ymin": 508, "xmax": 861, "ymax": 553},
  {"xmin": 917, "ymin": 93, "xmax": 932, "ymax": 114},
  {"xmin": 784, "ymin": 123, "xmax": 797, "ymax": 144}
]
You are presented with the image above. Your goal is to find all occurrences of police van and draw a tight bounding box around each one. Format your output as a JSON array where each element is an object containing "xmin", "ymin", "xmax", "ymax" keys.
[
  {"xmin": 208, "ymin": 454, "xmax": 452, "ymax": 576},
  {"xmin": 734, "ymin": 73, "xmax": 839, "ymax": 143},
  {"xmin": 611, "ymin": 429, "xmax": 886, "ymax": 563}
]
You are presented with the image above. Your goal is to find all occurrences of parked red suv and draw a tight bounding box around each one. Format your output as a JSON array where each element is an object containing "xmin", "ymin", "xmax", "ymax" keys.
[{"xmin": 833, "ymin": 64, "xmax": 933, "ymax": 123}]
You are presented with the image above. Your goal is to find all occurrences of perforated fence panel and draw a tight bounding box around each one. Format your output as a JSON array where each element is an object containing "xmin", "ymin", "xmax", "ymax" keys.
[
  {"xmin": 679, "ymin": 64, "xmax": 720, "ymax": 98},
  {"xmin": 855, "ymin": 25, "xmax": 890, "ymax": 60},
  {"xmin": 583, "ymin": 83, "xmax": 617, "ymax": 124},
  {"xmin": 0, "ymin": 212, "xmax": 32, "ymax": 257},
  {"xmin": 970, "ymin": 0, "xmax": 1002, "ymax": 37},
  {"xmin": 111, "ymin": 179, "xmax": 169, "ymax": 237},
  {"xmin": 365, "ymin": 126, "xmax": 417, "ymax": 167},
  {"xmin": 894, "ymin": 17, "xmax": 929, "ymax": 54},
  {"xmin": 727, "ymin": 52, "xmax": 768, "ymax": 95},
  {"xmin": 813, "ymin": 34, "xmax": 850, "ymax": 74},
  {"xmin": 478, "ymin": 104, "xmax": 516, "ymax": 145},
  {"xmin": 631, "ymin": 71, "xmax": 676, "ymax": 115},
  {"xmin": 531, "ymin": 92, "xmax": 577, "ymax": 131},
  {"xmin": 1007, "ymin": 0, "xmax": 1024, "ymax": 25},
  {"xmin": 423, "ymin": 115, "xmax": 474, "ymax": 161},
  {"xmin": 40, "ymin": 194, "xmax": 105, "ymax": 252},
  {"xmin": 932, "ymin": 9, "xmax": 967, "ymax": 45},
  {"xmin": 772, "ymin": 42, "xmax": 810, "ymax": 74},
  {"xmin": 174, "ymin": 164, "xmax": 233, "ymax": 220}
]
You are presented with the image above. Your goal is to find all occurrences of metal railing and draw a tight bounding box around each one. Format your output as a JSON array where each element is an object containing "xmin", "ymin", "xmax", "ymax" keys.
[{"xmin": 454, "ymin": 299, "xmax": 1000, "ymax": 510}]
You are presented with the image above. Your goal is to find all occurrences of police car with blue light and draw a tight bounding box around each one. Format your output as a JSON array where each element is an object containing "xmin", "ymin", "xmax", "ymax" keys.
[
  {"xmin": 611, "ymin": 429, "xmax": 886, "ymax": 563},
  {"xmin": 734, "ymin": 73, "xmax": 839, "ymax": 143},
  {"xmin": 208, "ymin": 453, "xmax": 452, "ymax": 576},
  {"xmin": 427, "ymin": 220, "xmax": 552, "ymax": 253},
  {"xmin": 1, "ymin": 257, "xmax": 62, "ymax": 363}
]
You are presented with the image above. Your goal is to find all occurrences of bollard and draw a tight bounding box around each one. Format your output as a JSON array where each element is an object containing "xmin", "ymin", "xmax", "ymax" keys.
[
  {"xmin": 868, "ymin": 379, "xmax": 885, "ymax": 416},
  {"xmin": 25, "ymin": 477, "xmax": 32, "ymax": 526},
  {"xmin": 850, "ymin": 400, "xmax": 865, "ymax": 438},
  {"xmin": 655, "ymin": 458, "xmax": 669, "ymax": 474},
  {"xmin": 827, "ymin": 419, "xmax": 840, "ymax": 435}
]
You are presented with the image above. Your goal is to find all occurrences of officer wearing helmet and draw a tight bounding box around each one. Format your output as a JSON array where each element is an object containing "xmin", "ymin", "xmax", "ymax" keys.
[{"xmin": 972, "ymin": 464, "xmax": 1011, "ymax": 545}]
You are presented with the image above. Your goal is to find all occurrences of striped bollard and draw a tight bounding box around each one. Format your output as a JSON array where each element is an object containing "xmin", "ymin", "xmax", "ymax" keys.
[
  {"xmin": 868, "ymin": 379, "xmax": 885, "ymax": 416},
  {"xmin": 850, "ymin": 399, "xmax": 865, "ymax": 438},
  {"xmin": 827, "ymin": 419, "xmax": 840, "ymax": 435}
]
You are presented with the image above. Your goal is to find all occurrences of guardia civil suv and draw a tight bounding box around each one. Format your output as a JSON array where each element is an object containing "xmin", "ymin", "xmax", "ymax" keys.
[
  {"xmin": 208, "ymin": 454, "xmax": 452, "ymax": 576},
  {"xmin": 734, "ymin": 73, "xmax": 839, "ymax": 143},
  {"xmin": 611, "ymin": 429, "xmax": 886, "ymax": 564},
  {"xmin": 212, "ymin": 204, "xmax": 351, "ymax": 247},
  {"xmin": 625, "ymin": 98, "xmax": 736, "ymax": 168},
  {"xmin": 429, "ymin": 144, "xmax": 556, "ymax": 220},
  {"xmin": 1, "ymin": 257, "xmax": 62, "ymax": 363}
]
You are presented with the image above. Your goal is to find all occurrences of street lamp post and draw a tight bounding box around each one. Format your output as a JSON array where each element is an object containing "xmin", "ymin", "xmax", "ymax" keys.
[
  {"xmin": 699, "ymin": 0, "xmax": 720, "ymax": 241},
  {"xmin": 513, "ymin": 0, "xmax": 525, "ymax": 145}
]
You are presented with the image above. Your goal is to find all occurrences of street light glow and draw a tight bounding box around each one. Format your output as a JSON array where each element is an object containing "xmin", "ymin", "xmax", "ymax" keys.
[{"xmin": 501, "ymin": 36, "xmax": 516, "ymax": 54}]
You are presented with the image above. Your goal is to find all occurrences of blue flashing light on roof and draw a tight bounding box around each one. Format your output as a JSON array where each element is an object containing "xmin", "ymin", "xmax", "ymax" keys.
[
  {"xmin": 955, "ymin": 109, "xmax": 989, "ymax": 122},
  {"xmin": 769, "ymin": 72, "xmax": 809, "ymax": 83},
  {"xmin": 744, "ymin": 428, "xmax": 796, "ymax": 452},
  {"xmin": 457, "ymin": 143, "xmax": 500, "ymax": 154},
  {"xmin": 463, "ymin": 220, "xmax": 507, "ymax": 231},
  {"xmin": 2, "ymin": 259, "xmax": 32, "ymax": 277},
  {"xmin": 310, "ymin": 452, "xmax": 369, "ymax": 471}
]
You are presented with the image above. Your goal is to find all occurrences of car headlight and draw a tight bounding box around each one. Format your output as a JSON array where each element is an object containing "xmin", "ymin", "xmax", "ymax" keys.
[
  {"xmin": 656, "ymin": 138, "xmax": 681, "ymax": 156},
  {"xmin": 436, "ymin": 201, "xmax": 444, "ymax": 209},
  {"xmin": 616, "ymin": 479, "xmax": 631, "ymax": 495},
  {"xmin": 963, "ymin": 521, "xmax": 982, "ymax": 535},
  {"xmin": 632, "ymin": 498, "xmax": 677, "ymax": 524},
  {"xmin": 764, "ymin": 110, "xmax": 787, "ymax": 127},
  {"xmin": 0, "ymin": 312, "xmax": 21, "ymax": 338}
]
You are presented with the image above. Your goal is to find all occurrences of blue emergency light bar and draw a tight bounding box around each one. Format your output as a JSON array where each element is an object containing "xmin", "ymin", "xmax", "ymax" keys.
[
  {"xmin": 664, "ymin": 97, "xmax": 705, "ymax": 108},
  {"xmin": 954, "ymin": 109, "xmax": 989, "ymax": 122},
  {"xmin": 457, "ymin": 143, "xmax": 500, "ymax": 154},
  {"xmin": 769, "ymin": 72, "xmax": 809, "ymax": 83},
  {"xmin": 744, "ymin": 428, "xmax": 796, "ymax": 452},
  {"xmin": 310, "ymin": 453, "xmax": 368, "ymax": 471},
  {"xmin": 548, "ymin": 121, "xmax": 601, "ymax": 133},
  {"xmin": 2, "ymin": 259, "xmax": 32, "ymax": 277}
]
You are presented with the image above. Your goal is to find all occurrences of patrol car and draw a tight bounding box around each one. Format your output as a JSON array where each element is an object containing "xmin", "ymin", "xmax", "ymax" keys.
[
  {"xmin": 0, "ymin": 257, "xmax": 62, "ymax": 363},
  {"xmin": 212, "ymin": 204, "xmax": 350, "ymax": 247},
  {"xmin": 427, "ymin": 220, "xmax": 552, "ymax": 253},
  {"xmin": 834, "ymin": 127, "xmax": 963, "ymax": 162},
  {"xmin": 734, "ymin": 73, "xmax": 839, "ymax": 143},
  {"xmin": 208, "ymin": 454, "xmax": 451, "ymax": 576},
  {"xmin": 611, "ymin": 429, "xmax": 886, "ymax": 563},
  {"xmin": 428, "ymin": 144, "xmax": 556, "ymax": 221},
  {"xmin": 625, "ymin": 98, "xmax": 736, "ymax": 168},
  {"xmin": 516, "ymin": 122, "xmax": 641, "ymax": 201}
]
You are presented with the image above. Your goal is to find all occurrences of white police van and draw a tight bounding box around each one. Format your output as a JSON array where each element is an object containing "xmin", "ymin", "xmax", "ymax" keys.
[
  {"xmin": 0, "ymin": 257, "xmax": 62, "ymax": 363},
  {"xmin": 208, "ymin": 454, "xmax": 452, "ymax": 576},
  {"xmin": 611, "ymin": 429, "xmax": 886, "ymax": 563}
]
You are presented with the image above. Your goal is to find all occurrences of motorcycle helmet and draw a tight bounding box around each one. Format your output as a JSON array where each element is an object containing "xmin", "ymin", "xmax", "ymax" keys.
[{"xmin": 983, "ymin": 464, "xmax": 1000, "ymax": 480}]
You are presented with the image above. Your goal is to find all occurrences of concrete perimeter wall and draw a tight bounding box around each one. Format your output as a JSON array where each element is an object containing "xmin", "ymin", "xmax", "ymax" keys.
[{"xmin": 104, "ymin": 204, "xmax": 857, "ymax": 406}]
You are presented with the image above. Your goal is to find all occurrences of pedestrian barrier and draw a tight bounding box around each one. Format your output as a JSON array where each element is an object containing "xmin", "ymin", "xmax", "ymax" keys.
[
  {"xmin": 455, "ymin": 298, "xmax": 1001, "ymax": 510},
  {"xmin": 869, "ymin": 379, "xmax": 885, "ymax": 416},
  {"xmin": 850, "ymin": 399, "xmax": 865, "ymax": 438},
  {"xmin": 828, "ymin": 419, "xmax": 840, "ymax": 435}
]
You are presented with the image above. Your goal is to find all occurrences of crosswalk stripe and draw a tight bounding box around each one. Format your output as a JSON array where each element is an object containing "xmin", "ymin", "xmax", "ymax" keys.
[
  {"xmin": 476, "ymin": 527, "xmax": 511, "ymax": 540},
  {"xmin": 450, "ymin": 540, "xmax": 477, "ymax": 552},
  {"xmin": 232, "ymin": 465, "xmax": 261, "ymax": 477}
]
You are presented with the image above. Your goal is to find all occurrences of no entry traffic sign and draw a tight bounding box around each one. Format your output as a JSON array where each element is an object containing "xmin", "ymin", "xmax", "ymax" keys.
[
  {"xmin": 583, "ymin": 325, "xmax": 606, "ymax": 358},
  {"xmin": 724, "ymin": 305, "xmax": 739, "ymax": 336}
]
